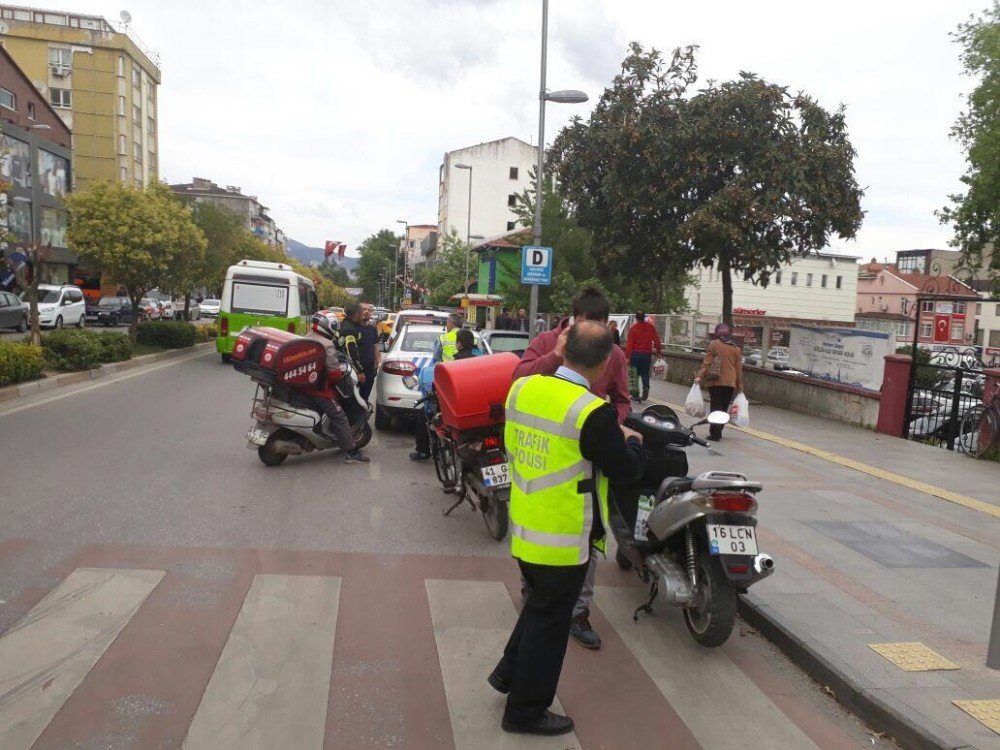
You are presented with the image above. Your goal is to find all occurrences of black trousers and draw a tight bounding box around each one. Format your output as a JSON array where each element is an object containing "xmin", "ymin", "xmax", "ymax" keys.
[
  {"xmin": 630, "ymin": 352, "xmax": 652, "ymax": 397},
  {"xmin": 495, "ymin": 560, "xmax": 588, "ymax": 725},
  {"xmin": 708, "ymin": 385, "xmax": 735, "ymax": 439},
  {"xmin": 360, "ymin": 365, "xmax": 376, "ymax": 402},
  {"xmin": 414, "ymin": 409, "xmax": 430, "ymax": 455}
]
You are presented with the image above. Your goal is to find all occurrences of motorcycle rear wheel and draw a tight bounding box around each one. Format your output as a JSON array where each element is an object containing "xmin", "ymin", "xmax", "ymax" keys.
[
  {"xmin": 258, "ymin": 432, "xmax": 288, "ymax": 467},
  {"xmin": 479, "ymin": 491, "xmax": 509, "ymax": 541},
  {"xmin": 433, "ymin": 438, "xmax": 460, "ymax": 490},
  {"xmin": 683, "ymin": 550, "xmax": 737, "ymax": 647}
]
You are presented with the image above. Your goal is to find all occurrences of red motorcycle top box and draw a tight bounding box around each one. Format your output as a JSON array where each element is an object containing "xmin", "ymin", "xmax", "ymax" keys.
[
  {"xmin": 434, "ymin": 352, "xmax": 519, "ymax": 432},
  {"xmin": 231, "ymin": 327, "xmax": 326, "ymax": 389}
]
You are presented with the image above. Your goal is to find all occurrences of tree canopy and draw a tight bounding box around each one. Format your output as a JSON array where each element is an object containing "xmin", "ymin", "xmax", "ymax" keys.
[
  {"xmin": 355, "ymin": 229, "xmax": 402, "ymax": 304},
  {"xmin": 939, "ymin": 2, "xmax": 999, "ymax": 288},
  {"xmin": 550, "ymin": 44, "xmax": 864, "ymax": 324},
  {"xmin": 419, "ymin": 230, "xmax": 474, "ymax": 306}
]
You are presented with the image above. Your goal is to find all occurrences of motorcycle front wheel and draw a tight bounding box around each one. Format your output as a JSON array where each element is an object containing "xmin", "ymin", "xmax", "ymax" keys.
[
  {"xmin": 479, "ymin": 490, "xmax": 509, "ymax": 541},
  {"xmin": 352, "ymin": 420, "xmax": 373, "ymax": 450},
  {"xmin": 683, "ymin": 550, "xmax": 737, "ymax": 647}
]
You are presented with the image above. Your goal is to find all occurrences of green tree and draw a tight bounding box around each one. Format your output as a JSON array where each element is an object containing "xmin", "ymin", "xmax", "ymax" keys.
[
  {"xmin": 939, "ymin": 2, "xmax": 999, "ymax": 289},
  {"xmin": 420, "ymin": 230, "xmax": 474, "ymax": 305},
  {"xmin": 67, "ymin": 182, "xmax": 206, "ymax": 339},
  {"xmin": 356, "ymin": 229, "xmax": 402, "ymax": 304},
  {"xmin": 550, "ymin": 44, "xmax": 863, "ymax": 324},
  {"xmin": 318, "ymin": 258, "xmax": 352, "ymax": 287},
  {"xmin": 160, "ymin": 195, "xmax": 208, "ymax": 320},
  {"xmin": 191, "ymin": 201, "xmax": 246, "ymax": 296}
]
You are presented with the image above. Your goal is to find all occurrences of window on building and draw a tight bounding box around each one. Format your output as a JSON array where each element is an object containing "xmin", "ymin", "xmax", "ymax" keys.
[
  {"xmin": 148, "ymin": 150, "xmax": 154, "ymax": 165},
  {"xmin": 120, "ymin": 166, "xmax": 127, "ymax": 182},
  {"xmin": 506, "ymin": 221, "xmax": 515, "ymax": 231},
  {"xmin": 132, "ymin": 104, "xmax": 141, "ymax": 124},
  {"xmin": 49, "ymin": 87, "xmax": 71, "ymax": 108},
  {"xmin": 132, "ymin": 67, "xmax": 141, "ymax": 89},
  {"xmin": 901, "ymin": 298, "xmax": 909, "ymax": 314},
  {"xmin": 836, "ymin": 276, "xmax": 843, "ymax": 289},
  {"xmin": 509, "ymin": 167, "xmax": 519, "ymax": 179},
  {"xmin": 996, "ymin": 304, "xmax": 1000, "ymax": 317},
  {"xmin": 117, "ymin": 95, "xmax": 125, "ymax": 116},
  {"xmin": 976, "ymin": 303, "xmax": 981, "ymax": 315},
  {"xmin": 118, "ymin": 134, "xmax": 126, "ymax": 155},
  {"xmin": 954, "ymin": 301, "xmax": 966, "ymax": 314},
  {"xmin": 774, "ymin": 271, "xmax": 781, "ymax": 284},
  {"xmin": 920, "ymin": 322, "xmax": 933, "ymax": 338},
  {"xmin": 790, "ymin": 272, "xmax": 798, "ymax": 286},
  {"xmin": 921, "ymin": 300, "xmax": 934, "ymax": 313},
  {"xmin": 806, "ymin": 273, "xmax": 813, "ymax": 287},
  {"xmin": 895, "ymin": 321, "xmax": 909, "ymax": 338},
  {"xmin": 135, "ymin": 177, "xmax": 143, "ymax": 189},
  {"xmin": 117, "ymin": 55, "xmax": 124, "ymax": 77},
  {"xmin": 133, "ymin": 142, "xmax": 142, "ymax": 162},
  {"xmin": 507, "ymin": 194, "xmax": 517, "ymax": 207},
  {"xmin": 951, "ymin": 320, "xmax": 965, "ymax": 341},
  {"xmin": 990, "ymin": 330, "xmax": 1000, "ymax": 348},
  {"xmin": 821, "ymin": 274, "xmax": 828, "ymax": 288},
  {"xmin": 48, "ymin": 47, "xmax": 71, "ymax": 69},
  {"xmin": 147, "ymin": 116, "xmax": 154, "ymax": 135},
  {"xmin": 0, "ymin": 87, "xmax": 15, "ymax": 111},
  {"xmin": 27, "ymin": 102, "xmax": 35, "ymax": 119}
]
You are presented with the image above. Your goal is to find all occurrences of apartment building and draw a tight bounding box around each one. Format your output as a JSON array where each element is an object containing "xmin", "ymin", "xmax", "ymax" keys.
[
  {"xmin": 0, "ymin": 4, "xmax": 160, "ymax": 188},
  {"xmin": 170, "ymin": 178, "xmax": 286, "ymax": 251}
]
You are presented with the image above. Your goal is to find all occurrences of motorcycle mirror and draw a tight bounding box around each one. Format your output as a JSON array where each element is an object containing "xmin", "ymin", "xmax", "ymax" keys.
[{"xmin": 707, "ymin": 411, "xmax": 731, "ymax": 426}]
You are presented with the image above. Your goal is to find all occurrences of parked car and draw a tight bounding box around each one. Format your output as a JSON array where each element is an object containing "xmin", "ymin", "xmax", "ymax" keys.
[
  {"xmin": 94, "ymin": 296, "xmax": 138, "ymax": 326},
  {"xmin": 199, "ymin": 298, "xmax": 221, "ymax": 318},
  {"xmin": 375, "ymin": 323, "xmax": 491, "ymax": 430},
  {"xmin": 30, "ymin": 284, "xmax": 86, "ymax": 329},
  {"xmin": 388, "ymin": 308, "xmax": 451, "ymax": 345},
  {"xmin": 480, "ymin": 329, "xmax": 530, "ymax": 357},
  {"xmin": 0, "ymin": 290, "xmax": 28, "ymax": 332},
  {"xmin": 158, "ymin": 299, "xmax": 174, "ymax": 319},
  {"xmin": 172, "ymin": 300, "xmax": 201, "ymax": 320},
  {"xmin": 140, "ymin": 298, "xmax": 163, "ymax": 320}
]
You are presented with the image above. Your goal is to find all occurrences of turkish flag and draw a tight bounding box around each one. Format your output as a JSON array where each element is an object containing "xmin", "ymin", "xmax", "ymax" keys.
[
  {"xmin": 933, "ymin": 314, "xmax": 951, "ymax": 343},
  {"xmin": 338, "ymin": 243, "xmax": 346, "ymax": 257},
  {"xmin": 324, "ymin": 240, "xmax": 341, "ymax": 258}
]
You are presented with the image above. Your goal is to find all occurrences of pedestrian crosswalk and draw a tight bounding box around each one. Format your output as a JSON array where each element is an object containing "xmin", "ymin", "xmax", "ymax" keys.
[{"xmin": 0, "ymin": 565, "xmax": 841, "ymax": 749}]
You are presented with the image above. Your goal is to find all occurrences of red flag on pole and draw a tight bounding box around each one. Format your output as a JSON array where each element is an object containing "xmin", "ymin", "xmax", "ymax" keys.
[
  {"xmin": 338, "ymin": 243, "xmax": 347, "ymax": 258},
  {"xmin": 324, "ymin": 240, "xmax": 341, "ymax": 258}
]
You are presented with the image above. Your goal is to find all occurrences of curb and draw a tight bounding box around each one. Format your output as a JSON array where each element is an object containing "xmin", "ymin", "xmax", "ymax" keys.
[
  {"xmin": 0, "ymin": 342, "xmax": 214, "ymax": 403},
  {"xmin": 737, "ymin": 595, "xmax": 971, "ymax": 750}
]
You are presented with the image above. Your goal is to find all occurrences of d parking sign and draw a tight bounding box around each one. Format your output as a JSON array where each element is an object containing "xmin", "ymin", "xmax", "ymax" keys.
[{"xmin": 521, "ymin": 246, "xmax": 552, "ymax": 286}]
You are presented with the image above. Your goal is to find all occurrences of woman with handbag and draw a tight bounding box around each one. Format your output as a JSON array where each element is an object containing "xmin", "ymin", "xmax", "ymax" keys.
[{"xmin": 694, "ymin": 323, "xmax": 744, "ymax": 441}]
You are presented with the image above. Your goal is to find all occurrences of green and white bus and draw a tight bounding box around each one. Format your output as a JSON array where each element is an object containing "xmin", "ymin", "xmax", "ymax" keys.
[{"xmin": 217, "ymin": 260, "xmax": 318, "ymax": 362}]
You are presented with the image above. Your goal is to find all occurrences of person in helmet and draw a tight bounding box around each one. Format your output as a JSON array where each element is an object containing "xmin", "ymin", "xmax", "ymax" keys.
[{"xmin": 299, "ymin": 311, "xmax": 369, "ymax": 463}]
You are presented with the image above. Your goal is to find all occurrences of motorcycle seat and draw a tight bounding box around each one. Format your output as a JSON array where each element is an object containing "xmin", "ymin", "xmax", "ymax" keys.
[{"xmin": 657, "ymin": 476, "xmax": 693, "ymax": 501}]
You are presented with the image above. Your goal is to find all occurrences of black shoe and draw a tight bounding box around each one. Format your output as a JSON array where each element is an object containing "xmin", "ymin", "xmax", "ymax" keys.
[
  {"xmin": 409, "ymin": 451, "xmax": 430, "ymax": 461},
  {"xmin": 502, "ymin": 710, "xmax": 575, "ymax": 736},
  {"xmin": 487, "ymin": 668, "xmax": 510, "ymax": 694},
  {"xmin": 707, "ymin": 435, "xmax": 721, "ymax": 442},
  {"xmin": 569, "ymin": 614, "xmax": 601, "ymax": 650},
  {"xmin": 345, "ymin": 450, "xmax": 370, "ymax": 463}
]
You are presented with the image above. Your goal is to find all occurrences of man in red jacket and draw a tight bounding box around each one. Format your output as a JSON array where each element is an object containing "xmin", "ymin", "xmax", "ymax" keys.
[
  {"xmin": 512, "ymin": 287, "xmax": 630, "ymax": 650},
  {"xmin": 625, "ymin": 311, "xmax": 662, "ymax": 403}
]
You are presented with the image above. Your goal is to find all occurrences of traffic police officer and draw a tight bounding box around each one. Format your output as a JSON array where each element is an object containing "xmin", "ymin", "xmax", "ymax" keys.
[
  {"xmin": 435, "ymin": 313, "xmax": 462, "ymax": 362},
  {"xmin": 488, "ymin": 320, "xmax": 645, "ymax": 736}
]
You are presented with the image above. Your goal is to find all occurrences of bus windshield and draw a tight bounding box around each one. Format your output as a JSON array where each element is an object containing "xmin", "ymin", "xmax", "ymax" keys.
[{"xmin": 231, "ymin": 282, "xmax": 289, "ymax": 316}]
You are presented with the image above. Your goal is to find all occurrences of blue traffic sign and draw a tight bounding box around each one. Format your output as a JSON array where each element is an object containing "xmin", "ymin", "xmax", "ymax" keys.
[{"xmin": 521, "ymin": 246, "xmax": 552, "ymax": 286}]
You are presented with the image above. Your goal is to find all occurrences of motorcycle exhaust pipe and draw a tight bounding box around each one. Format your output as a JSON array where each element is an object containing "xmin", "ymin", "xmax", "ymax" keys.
[{"xmin": 745, "ymin": 554, "xmax": 775, "ymax": 588}]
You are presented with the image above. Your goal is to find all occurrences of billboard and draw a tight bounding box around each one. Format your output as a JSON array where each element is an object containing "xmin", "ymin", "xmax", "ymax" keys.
[{"xmin": 788, "ymin": 325, "xmax": 893, "ymax": 391}]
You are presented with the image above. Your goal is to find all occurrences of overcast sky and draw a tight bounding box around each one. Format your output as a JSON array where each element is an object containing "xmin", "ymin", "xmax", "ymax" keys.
[{"xmin": 48, "ymin": 0, "xmax": 986, "ymax": 258}]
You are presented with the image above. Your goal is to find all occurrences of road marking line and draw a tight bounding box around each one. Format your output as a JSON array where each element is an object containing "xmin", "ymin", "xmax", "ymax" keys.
[
  {"xmin": 650, "ymin": 397, "xmax": 999, "ymax": 518},
  {"xmin": 183, "ymin": 574, "xmax": 341, "ymax": 750},
  {"xmin": 425, "ymin": 579, "xmax": 581, "ymax": 749},
  {"xmin": 594, "ymin": 586, "xmax": 817, "ymax": 749},
  {"xmin": 0, "ymin": 567, "xmax": 165, "ymax": 750},
  {"xmin": 0, "ymin": 349, "xmax": 214, "ymax": 417}
]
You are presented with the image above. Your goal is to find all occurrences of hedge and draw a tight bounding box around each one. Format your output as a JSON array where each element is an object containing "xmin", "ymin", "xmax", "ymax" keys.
[
  {"xmin": 194, "ymin": 322, "xmax": 217, "ymax": 343},
  {"xmin": 42, "ymin": 329, "xmax": 133, "ymax": 371},
  {"xmin": 136, "ymin": 321, "xmax": 196, "ymax": 349},
  {"xmin": 0, "ymin": 341, "xmax": 45, "ymax": 386}
]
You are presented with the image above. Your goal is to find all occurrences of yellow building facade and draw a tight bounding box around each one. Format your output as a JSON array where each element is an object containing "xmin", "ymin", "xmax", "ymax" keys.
[{"xmin": 0, "ymin": 5, "xmax": 160, "ymax": 188}]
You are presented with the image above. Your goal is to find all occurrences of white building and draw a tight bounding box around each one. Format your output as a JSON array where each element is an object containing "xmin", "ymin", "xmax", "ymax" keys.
[
  {"xmin": 684, "ymin": 253, "xmax": 860, "ymax": 347},
  {"xmin": 438, "ymin": 137, "xmax": 538, "ymax": 243},
  {"xmin": 975, "ymin": 295, "xmax": 1000, "ymax": 360}
]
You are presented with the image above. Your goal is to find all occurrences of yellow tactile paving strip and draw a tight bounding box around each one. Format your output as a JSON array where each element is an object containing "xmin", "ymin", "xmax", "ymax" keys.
[
  {"xmin": 953, "ymin": 700, "xmax": 1000, "ymax": 735},
  {"xmin": 868, "ymin": 642, "xmax": 960, "ymax": 672},
  {"xmin": 651, "ymin": 398, "xmax": 1000, "ymax": 519}
]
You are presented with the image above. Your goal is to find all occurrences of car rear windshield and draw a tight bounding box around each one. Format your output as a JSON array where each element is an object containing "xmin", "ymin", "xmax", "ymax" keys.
[
  {"xmin": 401, "ymin": 331, "xmax": 441, "ymax": 353},
  {"xmin": 202, "ymin": 299, "xmax": 220, "ymax": 305},
  {"xmin": 99, "ymin": 297, "xmax": 125, "ymax": 307},
  {"xmin": 230, "ymin": 282, "xmax": 289, "ymax": 316},
  {"xmin": 487, "ymin": 334, "xmax": 528, "ymax": 352}
]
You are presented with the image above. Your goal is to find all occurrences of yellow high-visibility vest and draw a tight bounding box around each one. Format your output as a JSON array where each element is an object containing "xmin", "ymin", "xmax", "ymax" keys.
[
  {"xmin": 504, "ymin": 374, "xmax": 609, "ymax": 566},
  {"xmin": 439, "ymin": 328, "xmax": 458, "ymax": 361}
]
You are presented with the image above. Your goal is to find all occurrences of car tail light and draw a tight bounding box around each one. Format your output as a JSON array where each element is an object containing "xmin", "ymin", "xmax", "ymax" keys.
[
  {"xmin": 220, "ymin": 317, "xmax": 229, "ymax": 337},
  {"xmin": 711, "ymin": 493, "xmax": 755, "ymax": 512},
  {"xmin": 383, "ymin": 359, "xmax": 417, "ymax": 376},
  {"xmin": 483, "ymin": 435, "xmax": 501, "ymax": 450},
  {"xmin": 727, "ymin": 563, "xmax": 749, "ymax": 574}
]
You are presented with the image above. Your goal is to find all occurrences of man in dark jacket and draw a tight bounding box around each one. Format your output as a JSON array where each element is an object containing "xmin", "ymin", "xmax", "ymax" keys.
[{"xmin": 496, "ymin": 308, "xmax": 513, "ymax": 331}]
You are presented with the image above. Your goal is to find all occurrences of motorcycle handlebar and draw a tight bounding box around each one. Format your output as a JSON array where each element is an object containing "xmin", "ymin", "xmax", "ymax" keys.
[{"xmin": 690, "ymin": 435, "xmax": 709, "ymax": 447}]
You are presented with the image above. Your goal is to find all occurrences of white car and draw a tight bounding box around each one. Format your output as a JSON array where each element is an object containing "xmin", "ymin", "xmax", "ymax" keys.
[
  {"xmin": 375, "ymin": 323, "xmax": 491, "ymax": 430},
  {"xmin": 199, "ymin": 299, "xmax": 221, "ymax": 317},
  {"xmin": 388, "ymin": 308, "xmax": 452, "ymax": 343},
  {"xmin": 31, "ymin": 284, "xmax": 86, "ymax": 329}
]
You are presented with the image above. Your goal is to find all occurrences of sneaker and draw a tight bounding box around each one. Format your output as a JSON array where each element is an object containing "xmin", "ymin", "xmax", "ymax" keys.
[
  {"xmin": 409, "ymin": 451, "xmax": 431, "ymax": 461},
  {"xmin": 569, "ymin": 614, "xmax": 601, "ymax": 650},
  {"xmin": 345, "ymin": 450, "xmax": 370, "ymax": 463}
]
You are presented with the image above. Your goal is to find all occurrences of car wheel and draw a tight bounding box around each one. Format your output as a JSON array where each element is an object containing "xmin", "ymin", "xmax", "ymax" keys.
[
  {"xmin": 374, "ymin": 405, "xmax": 391, "ymax": 431},
  {"xmin": 77, "ymin": 314, "xmax": 85, "ymax": 328},
  {"xmin": 55, "ymin": 316, "xmax": 63, "ymax": 329},
  {"xmin": 221, "ymin": 353, "xmax": 232, "ymax": 364},
  {"xmin": 17, "ymin": 315, "xmax": 27, "ymax": 333}
]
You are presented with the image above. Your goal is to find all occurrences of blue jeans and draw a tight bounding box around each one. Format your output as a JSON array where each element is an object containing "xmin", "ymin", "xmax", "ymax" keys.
[{"xmin": 630, "ymin": 352, "xmax": 652, "ymax": 397}]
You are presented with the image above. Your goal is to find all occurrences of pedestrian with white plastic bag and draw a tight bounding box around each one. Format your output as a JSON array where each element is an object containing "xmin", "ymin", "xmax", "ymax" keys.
[
  {"xmin": 731, "ymin": 392, "xmax": 750, "ymax": 427},
  {"xmin": 694, "ymin": 323, "xmax": 744, "ymax": 440},
  {"xmin": 685, "ymin": 382, "xmax": 706, "ymax": 417},
  {"xmin": 653, "ymin": 356, "xmax": 668, "ymax": 381}
]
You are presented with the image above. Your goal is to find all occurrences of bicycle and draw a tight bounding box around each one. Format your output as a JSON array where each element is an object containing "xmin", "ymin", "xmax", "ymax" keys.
[{"xmin": 958, "ymin": 389, "xmax": 999, "ymax": 459}]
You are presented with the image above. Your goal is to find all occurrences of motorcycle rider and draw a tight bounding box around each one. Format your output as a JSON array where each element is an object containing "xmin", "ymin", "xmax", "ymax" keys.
[{"xmin": 299, "ymin": 312, "xmax": 370, "ymax": 464}]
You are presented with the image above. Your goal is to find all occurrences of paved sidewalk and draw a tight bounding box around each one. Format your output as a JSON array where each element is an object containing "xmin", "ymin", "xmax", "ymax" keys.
[{"xmin": 643, "ymin": 379, "xmax": 1000, "ymax": 750}]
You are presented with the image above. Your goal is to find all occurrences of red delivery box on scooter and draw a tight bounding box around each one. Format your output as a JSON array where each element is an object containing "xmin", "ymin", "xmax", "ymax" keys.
[
  {"xmin": 231, "ymin": 327, "xmax": 327, "ymax": 389},
  {"xmin": 434, "ymin": 352, "xmax": 519, "ymax": 431}
]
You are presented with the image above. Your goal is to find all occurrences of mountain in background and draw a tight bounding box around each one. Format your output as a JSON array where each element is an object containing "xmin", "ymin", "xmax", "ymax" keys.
[{"xmin": 286, "ymin": 238, "xmax": 359, "ymax": 275}]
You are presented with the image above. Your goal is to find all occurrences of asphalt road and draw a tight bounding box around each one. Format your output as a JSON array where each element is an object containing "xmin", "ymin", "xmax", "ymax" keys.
[{"xmin": 0, "ymin": 351, "xmax": 885, "ymax": 749}]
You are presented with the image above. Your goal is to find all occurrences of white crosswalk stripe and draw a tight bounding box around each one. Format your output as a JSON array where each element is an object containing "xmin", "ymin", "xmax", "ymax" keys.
[
  {"xmin": 0, "ymin": 567, "xmax": 164, "ymax": 750},
  {"xmin": 183, "ymin": 574, "xmax": 342, "ymax": 750},
  {"xmin": 425, "ymin": 579, "xmax": 582, "ymax": 750}
]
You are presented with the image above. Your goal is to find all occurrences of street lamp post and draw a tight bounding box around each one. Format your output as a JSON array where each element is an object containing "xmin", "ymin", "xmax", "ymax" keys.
[
  {"xmin": 528, "ymin": 0, "xmax": 588, "ymax": 339},
  {"xmin": 395, "ymin": 219, "xmax": 408, "ymax": 309}
]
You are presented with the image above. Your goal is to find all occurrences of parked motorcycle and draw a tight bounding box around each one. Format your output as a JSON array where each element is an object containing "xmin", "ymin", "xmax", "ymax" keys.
[{"xmin": 609, "ymin": 405, "xmax": 774, "ymax": 647}]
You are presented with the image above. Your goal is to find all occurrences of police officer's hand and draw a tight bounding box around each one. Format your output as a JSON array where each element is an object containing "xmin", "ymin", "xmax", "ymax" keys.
[
  {"xmin": 554, "ymin": 326, "xmax": 570, "ymax": 358},
  {"xmin": 621, "ymin": 425, "xmax": 643, "ymax": 444}
]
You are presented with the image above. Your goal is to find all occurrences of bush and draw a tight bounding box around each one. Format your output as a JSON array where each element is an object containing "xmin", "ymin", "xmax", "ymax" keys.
[
  {"xmin": 0, "ymin": 341, "xmax": 45, "ymax": 386},
  {"xmin": 194, "ymin": 323, "xmax": 217, "ymax": 342},
  {"xmin": 41, "ymin": 329, "xmax": 135, "ymax": 371},
  {"xmin": 136, "ymin": 321, "xmax": 196, "ymax": 349}
]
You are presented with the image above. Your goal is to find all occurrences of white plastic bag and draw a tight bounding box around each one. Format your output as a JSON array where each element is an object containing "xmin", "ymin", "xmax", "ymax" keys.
[
  {"xmin": 653, "ymin": 357, "xmax": 668, "ymax": 380},
  {"xmin": 732, "ymin": 392, "xmax": 750, "ymax": 427},
  {"xmin": 685, "ymin": 383, "xmax": 706, "ymax": 417}
]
